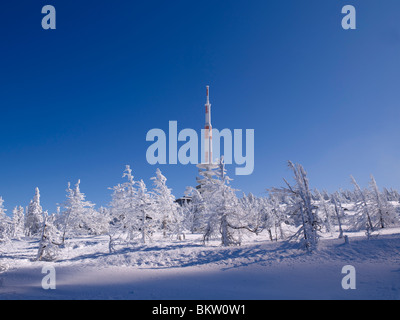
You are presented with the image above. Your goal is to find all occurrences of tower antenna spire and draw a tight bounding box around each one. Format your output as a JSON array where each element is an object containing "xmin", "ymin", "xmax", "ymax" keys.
[
  {"xmin": 196, "ymin": 85, "xmax": 219, "ymax": 191},
  {"xmin": 204, "ymin": 85, "xmax": 212, "ymax": 164}
]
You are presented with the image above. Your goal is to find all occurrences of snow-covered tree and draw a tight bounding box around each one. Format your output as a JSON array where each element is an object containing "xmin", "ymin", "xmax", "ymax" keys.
[
  {"xmin": 0, "ymin": 197, "xmax": 6, "ymax": 218},
  {"xmin": 60, "ymin": 180, "xmax": 99, "ymax": 243},
  {"xmin": 108, "ymin": 165, "xmax": 139, "ymax": 245},
  {"xmin": 199, "ymin": 157, "xmax": 243, "ymax": 246},
  {"xmin": 331, "ymin": 192, "xmax": 345, "ymax": 239},
  {"xmin": 25, "ymin": 188, "xmax": 44, "ymax": 237},
  {"xmin": 240, "ymin": 194, "xmax": 263, "ymax": 234},
  {"xmin": 315, "ymin": 190, "xmax": 334, "ymax": 234},
  {"xmin": 382, "ymin": 187, "xmax": 400, "ymax": 202},
  {"xmin": 350, "ymin": 176, "xmax": 374, "ymax": 235},
  {"xmin": 271, "ymin": 161, "xmax": 319, "ymax": 252},
  {"xmin": 369, "ymin": 175, "xmax": 398, "ymax": 229},
  {"xmin": 265, "ymin": 194, "xmax": 287, "ymax": 241},
  {"xmin": 239, "ymin": 193, "xmax": 279, "ymax": 239},
  {"xmin": 339, "ymin": 188, "xmax": 356, "ymax": 203},
  {"xmin": 36, "ymin": 211, "xmax": 61, "ymax": 261},
  {"xmin": 151, "ymin": 168, "xmax": 183, "ymax": 239},
  {"xmin": 109, "ymin": 167, "xmax": 158, "ymax": 246},
  {"xmin": 12, "ymin": 206, "xmax": 25, "ymax": 239},
  {"xmin": 0, "ymin": 197, "xmax": 12, "ymax": 243},
  {"xmin": 136, "ymin": 179, "xmax": 156, "ymax": 244},
  {"xmin": 183, "ymin": 186, "xmax": 207, "ymax": 233}
]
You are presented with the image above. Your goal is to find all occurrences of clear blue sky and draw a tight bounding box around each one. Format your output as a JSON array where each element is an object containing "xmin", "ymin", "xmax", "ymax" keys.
[{"xmin": 1, "ymin": 0, "xmax": 400, "ymax": 213}]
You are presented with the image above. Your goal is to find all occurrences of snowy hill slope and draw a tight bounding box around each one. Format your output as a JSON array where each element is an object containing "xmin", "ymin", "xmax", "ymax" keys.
[{"xmin": 1, "ymin": 229, "xmax": 400, "ymax": 300}]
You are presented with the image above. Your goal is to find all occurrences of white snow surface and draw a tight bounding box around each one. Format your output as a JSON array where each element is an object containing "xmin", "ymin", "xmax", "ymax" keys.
[{"xmin": 1, "ymin": 229, "xmax": 400, "ymax": 300}]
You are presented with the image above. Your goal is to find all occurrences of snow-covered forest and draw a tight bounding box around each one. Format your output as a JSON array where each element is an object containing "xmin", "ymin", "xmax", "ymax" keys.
[
  {"xmin": 1, "ymin": 160, "xmax": 400, "ymax": 262},
  {"xmin": 1, "ymin": 160, "xmax": 400, "ymax": 299}
]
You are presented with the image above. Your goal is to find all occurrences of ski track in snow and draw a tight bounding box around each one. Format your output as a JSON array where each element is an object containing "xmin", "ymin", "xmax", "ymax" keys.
[{"xmin": 1, "ymin": 229, "xmax": 400, "ymax": 300}]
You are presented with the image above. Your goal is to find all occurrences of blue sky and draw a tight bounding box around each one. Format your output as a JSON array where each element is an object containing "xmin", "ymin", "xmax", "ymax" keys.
[{"xmin": 1, "ymin": 0, "xmax": 400, "ymax": 213}]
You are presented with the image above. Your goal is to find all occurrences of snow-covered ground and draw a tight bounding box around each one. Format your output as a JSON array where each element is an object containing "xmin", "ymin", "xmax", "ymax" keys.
[{"xmin": 1, "ymin": 229, "xmax": 400, "ymax": 300}]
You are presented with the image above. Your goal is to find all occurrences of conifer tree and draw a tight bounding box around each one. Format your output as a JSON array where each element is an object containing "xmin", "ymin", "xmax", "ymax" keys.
[
  {"xmin": 271, "ymin": 161, "xmax": 319, "ymax": 252},
  {"xmin": 0, "ymin": 197, "xmax": 11, "ymax": 243},
  {"xmin": 369, "ymin": 175, "xmax": 398, "ymax": 229},
  {"xmin": 151, "ymin": 168, "xmax": 182, "ymax": 239},
  {"xmin": 12, "ymin": 206, "xmax": 25, "ymax": 239},
  {"xmin": 60, "ymin": 180, "xmax": 97, "ymax": 243},
  {"xmin": 136, "ymin": 179, "xmax": 156, "ymax": 244},
  {"xmin": 200, "ymin": 157, "xmax": 242, "ymax": 246},
  {"xmin": 36, "ymin": 211, "xmax": 61, "ymax": 261},
  {"xmin": 25, "ymin": 188, "xmax": 44, "ymax": 237},
  {"xmin": 109, "ymin": 165, "xmax": 139, "ymax": 243}
]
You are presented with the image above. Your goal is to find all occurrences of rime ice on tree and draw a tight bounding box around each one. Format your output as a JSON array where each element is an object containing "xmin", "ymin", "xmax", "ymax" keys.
[
  {"xmin": 25, "ymin": 188, "xmax": 44, "ymax": 237},
  {"xmin": 60, "ymin": 180, "xmax": 105, "ymax": 243},
  {"xmin": 151, "ymin": 168, "xmax": 184, "ymax": 239},
  {"xmin": 12, "ymin": 206, "xmax": 25, "ymax": 239},
  {"xmin": 0, "ymin": 197, "xmax": 12, "ymax": 243}
]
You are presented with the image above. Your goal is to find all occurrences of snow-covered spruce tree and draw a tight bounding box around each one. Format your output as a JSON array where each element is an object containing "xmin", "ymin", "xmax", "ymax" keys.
[
  {"xmin": 0, "ymin": 197, "xmax": 12, "ymax": 243},
  {"xmin": 265, "ymin": 194, "xmax": 287, "ymax": 241},
  {"xmin": 315, "ymin": 189, "xmax": 334, "ymax": 234},
  {"xmin": 25, "ymin": 187, "xmax": 44, "ymax": 237},
  {"xmin": 136, "ymin": 179, "xmax": 157, "ymax": 244},
  {"xmin": 350, "ymin": 176, "xmax": 374, "ymax": 235},
  {"xmin": 12, "ymin": 206, "xmax": 25, "ymax": 239},
  {"xmin": 88, "ymin": 209, "xmax": 109, "ymax": 235},
  {"xmin": 271, "ymin": 161, "xmax": 320, "ymax": 252},
  {"xmin": 108, "ymin": 165, "xmax": 140, "ymax": 247},
  {"xmin": 0, "ymin": 197, "xmax": 6, "ymax": 219},
  {"xmin": 331, "ymin": 192, "xmax": 345, "ymax": 239},
  {"xmin": 90, "ymin": 206, "xmax": 109, "ymax": 235},
  {"xmin": 369, "ymin": 175, "xmax": 398, "ymax": 229},
  {"xmin": 240, "ymin": 193, "xmax": 266, "ymax": 236},
  {"xmin": 174, "ymin": 206, "xmax": 186, "ymax": 240},
  {"xmin": 108, "ymin": 166, "xmax": 158, "ymax": 248},
  {"xmin": 36, "ymin": 211, "xmax": 61, "ymax": 261},
  {"xmin": 60, "ymin": 180, "xmax": 99, "ymax": 243},
  {"xmin": 382, "ymin": 187, "xmax": 400, "ymax": 202},
  {"xmin": 200, "ymin": 157, "xmax": 243, "ymax": 247},
  {"xmin": 239, "ymin": 193, "xmax": 286, "ymax": 240},
  {"xmin": 150, "ymin": 168, "xmax": 183, "ymax": 239},
  {"xmin": 339, "ymin": 188, "xmax": 356, "ymax": 204},
  {"xmin": 183, "ymin": 186, "xmax": 206, "ymax": 234}
]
